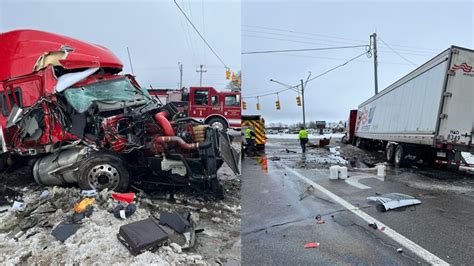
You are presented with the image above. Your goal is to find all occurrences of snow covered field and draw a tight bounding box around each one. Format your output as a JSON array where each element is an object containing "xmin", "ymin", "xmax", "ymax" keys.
[{"xmin": 266, "ymin": 133, "xmax": 344, "ymax": 140}]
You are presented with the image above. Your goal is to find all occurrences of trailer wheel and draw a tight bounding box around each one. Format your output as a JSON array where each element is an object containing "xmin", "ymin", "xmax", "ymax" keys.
[
  {"xmin": 77, "ymin": 153, "xmax": 130, "ymax": 192},
  {"xmin": 385, "ymin": 143, "xmax": 396, "ymax": 163},
  {"xmin": 207, "ymin": 117, "xmax": 228, "ymax": 131},
  {"xmin": 394, "ymin": 145, "xmax": 407, "ymax": 167}
]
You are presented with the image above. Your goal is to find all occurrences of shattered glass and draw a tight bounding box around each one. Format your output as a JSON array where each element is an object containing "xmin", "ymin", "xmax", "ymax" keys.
[{"xmin": 63, "ymin": 78, "xmax": 149, "ymax": 113}]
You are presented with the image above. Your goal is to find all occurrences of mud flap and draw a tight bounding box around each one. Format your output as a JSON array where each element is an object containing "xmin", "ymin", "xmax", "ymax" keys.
[{"xmin": 217, "ymin": 131, "xmax": 240, "ymax": 175}]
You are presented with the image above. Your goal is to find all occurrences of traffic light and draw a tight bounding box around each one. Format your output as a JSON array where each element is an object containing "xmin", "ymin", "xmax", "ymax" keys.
[
  {"xmin": 275, "ymin": 100, "xmax": 280, "ymax": 110},
  {"xmin": 256, "ymin": 103, "xmax": 260, "ymax": 110},
  {"xmin": 231, "ymin": 72, "xmax": 236, "ymax": 82},
  {"xmin": 296, "ymin": 96, "xmax": 302, "ymax": 106},
  {"xmin": 225, "ymin": 69, "xmax": 231, "ymax": 80},
  {"xmin": 242, "ymin": 101, "xmax": 247, "ymax": 110}
]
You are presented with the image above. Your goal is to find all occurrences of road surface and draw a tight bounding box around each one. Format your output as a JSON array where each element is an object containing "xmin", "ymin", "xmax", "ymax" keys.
[{"xmin": 241, "ymin": 136, "xmax": 474, "ymax": 265}]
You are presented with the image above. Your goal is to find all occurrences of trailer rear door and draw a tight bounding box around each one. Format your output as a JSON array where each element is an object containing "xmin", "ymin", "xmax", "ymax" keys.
[{"xmin": 438, "ymin": 47, "xmax": 474, "ymax": 151}]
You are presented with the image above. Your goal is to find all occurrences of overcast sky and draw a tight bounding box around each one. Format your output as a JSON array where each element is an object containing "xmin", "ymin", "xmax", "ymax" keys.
[
  {"xmin": 242, "ymin": 0, "xmax": 473, "ymax": 125},
  {"xmin": 0, "ymin": 0, "xmax": 241, "ymax": 89}
]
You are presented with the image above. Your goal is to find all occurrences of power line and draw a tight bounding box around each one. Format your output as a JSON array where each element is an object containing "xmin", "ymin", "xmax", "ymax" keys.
[
  {"xmin": 243, "ymin": 50, "xmax": 370, "ymax": 98},
  {"xmin": 174, "ymin": 0, "xmax": 228, "ymax": 69},
  {"xmin": 242, "ymin": 45, "xmax": 369, "ymax": 55},
  {"xmin": 242, "ymin": 24, "xmax": 440, "ymax": 53},
  {"xmin": 377, "ymin": 37, "xmax": 418, "ymax": 67},
  {"xmin": 242, "ymin": 33, "xmax": 435, "ymax": 56}
]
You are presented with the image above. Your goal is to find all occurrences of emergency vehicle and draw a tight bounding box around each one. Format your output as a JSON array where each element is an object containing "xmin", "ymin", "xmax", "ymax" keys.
[
  {"xmin": 149, "ymin": 87, "xmax": 241, "ymax": 131},
  {"xmin": 241, "ymin": 115, "xmax": 266, "ymax": 150}
]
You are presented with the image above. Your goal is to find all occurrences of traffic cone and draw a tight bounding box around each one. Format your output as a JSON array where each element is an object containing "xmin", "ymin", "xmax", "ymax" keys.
[{"xmin": 111, "ymin": 192, "xmax": 135, "ymax": 204}]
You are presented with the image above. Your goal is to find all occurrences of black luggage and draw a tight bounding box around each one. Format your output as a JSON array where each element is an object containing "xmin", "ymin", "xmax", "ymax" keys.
[{"xmin": 117, "ymin": 217, "xmax": 169, "ymax": 255}]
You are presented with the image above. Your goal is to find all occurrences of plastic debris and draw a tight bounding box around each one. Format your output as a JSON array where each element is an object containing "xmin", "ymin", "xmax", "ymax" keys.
[
  {"xmin": 315, "ymin": 214, "xmax": 325, "ymax": 224},
  {"xmin": 12, "ymin": 200, "xmax": 26, "ymax": 212},
  {"xmin": 304, "ymin": 242, "xmax": 320, "ymax": 248},
  {"xmin": 81, "ymin": 189, "xmax": 97, "ymax": 197},
  {"xmin": 368, "ymin": 223, "xmax": 378, "ymax": 229},
  {"xmin": 74, "ymin": 198, "xmax": 95, "ymax": 213},
  {"xmin": 39, "ymin": 190, "xmax": 49, "ymax": 199},
  {"xmin": 113, "ymin": 204, "xmax": 137, "ymax": 219},
  {"xmin": 52, "ymin": 222, "xmax": 81, "ymax": 242},
  {"xmin": 112, "ymin": 192, "xmax": 135, "ymax": 204}
]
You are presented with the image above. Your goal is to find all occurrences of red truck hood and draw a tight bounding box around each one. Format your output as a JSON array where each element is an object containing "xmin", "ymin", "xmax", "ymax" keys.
[{"xmin": 0, "ymin": 29, "xmax": 123, "ymax": 81}]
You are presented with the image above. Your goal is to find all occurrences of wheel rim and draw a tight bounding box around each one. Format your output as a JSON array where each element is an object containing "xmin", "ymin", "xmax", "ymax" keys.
[
  {"xmin": 87, "ymin": 163, "xmax": 120, "ymax": 190},
  {"xmin": 211, "ymin": 121, "xmax": 224, "ymax": 130},
  {"xmin": 387, "ymin": 145, "xmax": 393, "ymax": 161},
  {"xmin": 395, "ymin": 148, "xmax": 402, "ymax": 164}
]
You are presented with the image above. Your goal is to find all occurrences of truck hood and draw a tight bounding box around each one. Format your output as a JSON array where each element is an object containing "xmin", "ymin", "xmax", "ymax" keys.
[{"xmin": 0, "ymin": 29, "xmax": 123, "ymax": 81}]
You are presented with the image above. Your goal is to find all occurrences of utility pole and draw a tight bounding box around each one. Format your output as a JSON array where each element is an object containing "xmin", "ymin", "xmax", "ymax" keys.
[
  {"xmin": 126, "ymin": 47, "xmax": 135, "ymax": 76},
  {"xmin": 300, "ymin": 79, "xmax": 306, "ymax": 128},
  {"xmin": 178, "ymin": 62, "xmax": 183, "ymax": 89},
  {"xmin": 370, "ymin": 33, "xmax": 378, "ymax": 95},
  {"xmin": 196, "ymin": 64, "xmax": 207, "ymax": 87}
]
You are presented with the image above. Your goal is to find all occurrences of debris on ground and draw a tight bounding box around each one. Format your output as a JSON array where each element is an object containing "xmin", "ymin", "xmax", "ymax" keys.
[
  {"xmin": 315, "ymin": 214, "xmax": 325, "ymax": 224},
  {"xmin": 299, "ymin": 185, "xmax": 314, "ymax": 201},
  {"xmin": 367, "ymin": 193, "xmax": 421, "ymax": 212},
  {"xmin": 304, "ymin": 242, "xmax": 320, "ymax": 248},
  {"xmin": 0, "ymin": 162, "xmax": 241, "ymax": 264},
  {"xmin": 117, "ymin": 217, "xmax": 169, "ymax": 256}
]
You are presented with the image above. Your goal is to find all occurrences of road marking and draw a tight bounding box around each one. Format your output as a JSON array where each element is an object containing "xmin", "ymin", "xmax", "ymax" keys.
[
  {"xmin": 282, "ymin": 165, "xmax": 449, "ymax": 265},
  {"xmin": 345, "ymin": 174, "xmax": 384, "ymax": 189}
]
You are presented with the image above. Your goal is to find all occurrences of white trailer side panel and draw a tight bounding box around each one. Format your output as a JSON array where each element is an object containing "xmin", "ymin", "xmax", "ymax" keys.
[
  {"xmin": 438, "ymin": 48, "xmax": 474, "ymax": 150},
  {"xmin": 355, "ymin": 49, "xmax": 451, "ymax": 145}
]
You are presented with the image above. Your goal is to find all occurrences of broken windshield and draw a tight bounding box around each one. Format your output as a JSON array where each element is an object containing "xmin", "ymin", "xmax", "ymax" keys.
[{"xmin": 63, "ymin": 78, "xmax": 150, "ymax": 113}]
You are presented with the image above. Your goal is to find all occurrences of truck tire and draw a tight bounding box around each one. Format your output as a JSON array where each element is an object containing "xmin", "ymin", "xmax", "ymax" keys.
[
  {"xmin": 207, "ymin": 117, "xmax": 228, "ymax": 131},
  {"xmin": 77, "ymin": 153, "xmax": 130, "ymax": 192},
  {"xmin": 385, "ymin": 143, "xmax": 396, "ymax": 163},
  {"xmin": 394, "ymin": 145, "xmax": 407, "ymax": 167}
]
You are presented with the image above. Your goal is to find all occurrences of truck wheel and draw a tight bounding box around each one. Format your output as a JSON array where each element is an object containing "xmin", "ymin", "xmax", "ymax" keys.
[
  {"xmin": 207, "ymin": 117, "xmax": 228, "ymax": 131},
  {"xmin": 394, "ymin": 145, "xmax": 406, "ymax": 167},
  {"xmin": 77, "ymin": 153, "xmax": 130, "ymax": 192},
  {"xmin": 386, "ymin": 143, "xmax": 396, "ymax": 163}
]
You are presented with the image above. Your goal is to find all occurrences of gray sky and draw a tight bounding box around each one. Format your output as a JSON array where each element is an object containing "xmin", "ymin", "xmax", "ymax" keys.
[
  {"xmin": 242, "ymin": 0, "xmax": 473, "ymax": 125},
  {"xmin": 1, "ymin": 0, "xmax": 241, "ymax": 89}
]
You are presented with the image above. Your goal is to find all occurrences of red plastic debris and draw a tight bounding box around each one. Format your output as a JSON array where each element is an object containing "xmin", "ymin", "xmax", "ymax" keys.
[
  {"xmin": 379, "ymin": 226, "xmax": 386, "ymax": 232},
  {"xmin": 304, "ymin": 242, "xmax": 320, "ymax": 248},
  {"xmin": 111, "ymin": 193, "xmax": 135, "ymax": 204}
]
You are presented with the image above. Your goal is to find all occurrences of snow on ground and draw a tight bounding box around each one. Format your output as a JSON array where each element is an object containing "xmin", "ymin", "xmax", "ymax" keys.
[
  {"xmin": 0, "ymin": 142, "xmax": 242, "ymax": 265},
  {"xmin": 267, "ymin": 133, "xmax": 344, "ymax": 140}
]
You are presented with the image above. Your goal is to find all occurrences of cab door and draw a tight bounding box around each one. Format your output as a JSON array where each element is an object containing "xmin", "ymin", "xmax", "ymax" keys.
[{"xmin": 189, "ymin": 88, "xmax": 210, "ymax": 120}]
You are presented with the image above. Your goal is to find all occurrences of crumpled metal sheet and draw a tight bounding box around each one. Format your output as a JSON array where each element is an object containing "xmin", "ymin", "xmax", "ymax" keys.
[{"xmin": 367, "ymin": 193, "xmax": 421, "ymax": 211}]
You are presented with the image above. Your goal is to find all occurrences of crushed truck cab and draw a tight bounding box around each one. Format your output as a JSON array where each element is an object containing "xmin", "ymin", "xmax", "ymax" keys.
[{"xmin": 0, "ymin": 29, "xmax": 239, "ymax": 199}]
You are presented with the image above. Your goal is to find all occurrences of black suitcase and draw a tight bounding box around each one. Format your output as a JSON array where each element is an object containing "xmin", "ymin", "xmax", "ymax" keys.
[{"xmin": 117, "ymin": 218, "xmax": 169, "ymax": 255}]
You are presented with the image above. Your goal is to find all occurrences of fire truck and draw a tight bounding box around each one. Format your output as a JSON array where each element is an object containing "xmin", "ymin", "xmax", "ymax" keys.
[{"xmin": 148, "ymin": 87, "xmax": 241, "ymax": 131}]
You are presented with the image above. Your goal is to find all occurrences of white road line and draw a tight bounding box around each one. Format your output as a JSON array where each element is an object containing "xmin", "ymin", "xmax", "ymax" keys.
[
  {"xmin": 282, "ymin": 165, "xmax": 449, "ymax": 266},
  {"xmin": 345, "ymin": 174, "xmax": 385, "ymax": 189}
]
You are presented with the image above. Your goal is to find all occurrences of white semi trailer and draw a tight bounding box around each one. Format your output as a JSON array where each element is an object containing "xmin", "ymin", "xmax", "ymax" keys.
[{"xmin": 354, "ymin": 46, "xmax": 473, "ymax": 168}]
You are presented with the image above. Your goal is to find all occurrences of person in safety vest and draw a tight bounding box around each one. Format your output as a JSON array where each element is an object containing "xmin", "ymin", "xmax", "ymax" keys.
[
  {"xmin": 244, "ymin": 127, "xmax": 256, "ymax": 155},
  {"xmin": 298, "ymin": 126, "xmax": 309, "ymax": 153}
]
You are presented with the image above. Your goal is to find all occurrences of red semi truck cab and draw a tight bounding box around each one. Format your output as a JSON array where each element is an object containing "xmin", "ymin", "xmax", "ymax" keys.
[{"xmin": 149, "ymin": 87, "xmax": 241, "ymax": 130}]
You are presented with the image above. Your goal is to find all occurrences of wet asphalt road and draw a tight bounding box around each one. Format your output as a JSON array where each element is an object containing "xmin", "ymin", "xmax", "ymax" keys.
[{"xmin": 241, "ymin": 137, "xmax": 474, "ymax": 265}]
